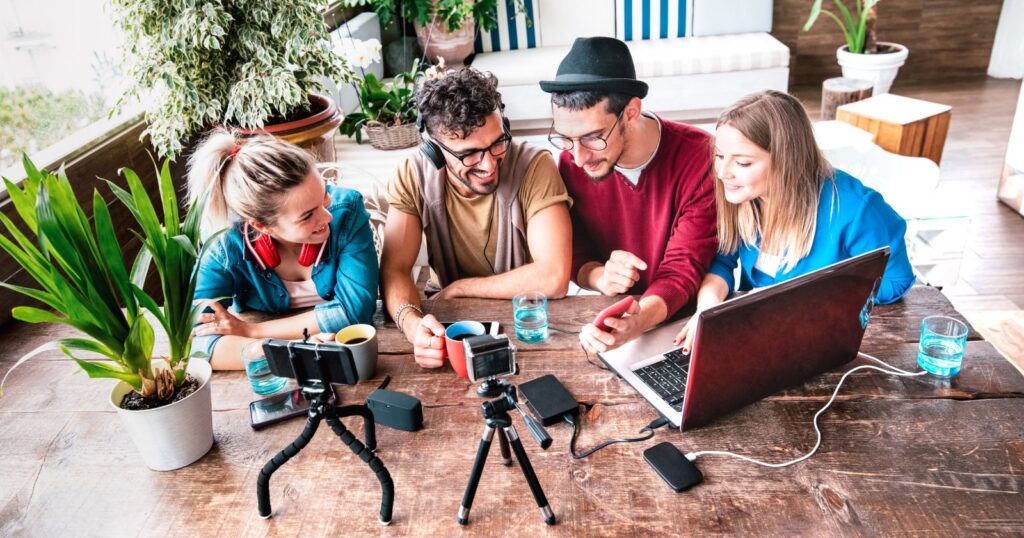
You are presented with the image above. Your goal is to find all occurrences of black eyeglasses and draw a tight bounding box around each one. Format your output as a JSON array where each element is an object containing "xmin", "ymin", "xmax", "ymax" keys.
[
  {"xmin": 435, "ymin": 132, "xmax": 512, "ymax": 167},
  {"xmin": 547, "ymin": 110, "xmax": 625, "ymax": 151}
]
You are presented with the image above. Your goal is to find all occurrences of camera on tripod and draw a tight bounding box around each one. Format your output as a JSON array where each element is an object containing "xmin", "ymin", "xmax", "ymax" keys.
[{"xmin": 463, "ymin": 334, "xmax": 517, "ymax": 383}]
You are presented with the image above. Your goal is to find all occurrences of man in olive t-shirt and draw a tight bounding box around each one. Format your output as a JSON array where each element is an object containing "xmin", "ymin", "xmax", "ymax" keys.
[{"xmin": 380, "ymin": 67, "xmax": 573, "ymax": 369}]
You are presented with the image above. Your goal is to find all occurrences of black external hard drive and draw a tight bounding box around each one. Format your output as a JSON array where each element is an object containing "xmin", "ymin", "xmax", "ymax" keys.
[{"xmin": 519, "ymin": 374, "xmax": 579, "ymax": 426}]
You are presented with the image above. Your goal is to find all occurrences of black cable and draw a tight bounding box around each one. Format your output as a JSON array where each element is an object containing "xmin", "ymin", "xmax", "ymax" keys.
[
  {"xmin": 563, "ymin": 414, "xmax": 670, "ymax": 460},
  {"xmin": 580, "ymin": 342, "xmax": 608, "ymax": 370}
]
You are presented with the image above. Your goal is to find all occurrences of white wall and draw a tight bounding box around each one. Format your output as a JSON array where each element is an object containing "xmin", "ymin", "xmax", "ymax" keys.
[{"xmin": 988, "ymin": 0, "xmax": 1024, "ymax": 79}]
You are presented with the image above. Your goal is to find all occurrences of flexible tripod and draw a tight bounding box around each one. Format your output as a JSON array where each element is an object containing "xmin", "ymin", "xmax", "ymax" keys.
[
  {"xmin": 457, "ymin": 380, "xmax": 555, "ymax": 526},
  {"xmin": 255, "ymin": 342, "xmax": 394, "ymax": 524}
]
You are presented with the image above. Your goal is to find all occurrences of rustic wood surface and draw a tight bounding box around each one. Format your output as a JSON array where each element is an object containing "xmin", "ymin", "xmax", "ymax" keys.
[
  {"xmin": 1, "ymin": 286, "xmax": 1023, "ymax": 536},
  {"xmin": 820, "ymin": 77, "xmax": 873, "ymax": 122}
]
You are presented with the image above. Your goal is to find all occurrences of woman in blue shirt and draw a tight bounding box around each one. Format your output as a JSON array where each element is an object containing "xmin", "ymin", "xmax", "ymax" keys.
[
  {"xmin": 189, "ymin": 129, "xmax": 379, "ymax": 370},
  {"xmin": 674, "ymin": 90, "xmax": 915, "ymax": 351}
]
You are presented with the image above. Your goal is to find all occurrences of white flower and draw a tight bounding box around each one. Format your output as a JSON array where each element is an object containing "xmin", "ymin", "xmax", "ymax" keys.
[{"xmin": 335, "ymin": 38, "xmax": 382, "ymax": 69}]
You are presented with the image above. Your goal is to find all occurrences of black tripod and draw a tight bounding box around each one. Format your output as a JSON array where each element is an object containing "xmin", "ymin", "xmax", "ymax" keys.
[
  {"xmin": 255, "ymin": 344, "xmax": 394, "ymax": 524},
  {"xmin": 457, "ymin": 379, "xmax": 555, "ymax": 526}
]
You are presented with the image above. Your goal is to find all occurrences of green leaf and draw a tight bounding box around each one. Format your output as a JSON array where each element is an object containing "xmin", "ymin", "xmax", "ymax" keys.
[
  {"xmin": 124, "ymin": 315, "xmax": 155, "ymax": 377},
  {"xmin": 59, "ymin": 338, "xmax": 121, "ymax": 363},
  {"xmin": 157, "ymin": 160, "xmax": 180, "ymax": 237},
  {"xmin": 93, "ymin": 190, "xmax": 137, "ymax": 316},
  {"xmin": 72, "ymin": 358, "xmax": 142, "ymax": 389},
  {"xmin": 803, "ymin": 0, "xmax": 825, "ymax": 31},
  {"xmin": 12, "ymin": 306, "xmax": 64, "ymax": 324}
]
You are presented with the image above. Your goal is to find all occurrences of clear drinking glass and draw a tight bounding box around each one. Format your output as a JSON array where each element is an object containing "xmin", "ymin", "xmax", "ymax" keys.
[
  {"xmin": 917, "ymin": 315, "xmax": 968, "ymax": 377},
  {"xmin": 241, "ymin": 339, "xmax": 289, "ymax": 395},
  {"xmin": 512, "ymin": 292, "xmax": 548, "ymax": 343}
]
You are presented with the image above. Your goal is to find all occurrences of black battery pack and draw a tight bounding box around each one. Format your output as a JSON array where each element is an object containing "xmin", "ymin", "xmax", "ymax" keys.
[{"xmin": 519, "ymin": 374, "xmax": 579, "ymax": 426}]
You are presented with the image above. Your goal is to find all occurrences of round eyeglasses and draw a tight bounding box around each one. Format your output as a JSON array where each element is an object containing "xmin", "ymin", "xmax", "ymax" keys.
[{"xmin": 547, "ymin": 110, "xmax": 624, "ymax": 151}]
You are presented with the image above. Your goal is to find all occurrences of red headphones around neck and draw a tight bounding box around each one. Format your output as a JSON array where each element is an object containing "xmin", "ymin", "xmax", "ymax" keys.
[{"xmin": 244, "ymin": 222, "xmax": 326, "ymax": 270}]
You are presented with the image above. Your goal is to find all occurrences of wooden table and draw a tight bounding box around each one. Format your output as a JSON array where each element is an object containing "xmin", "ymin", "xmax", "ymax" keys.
[
  {"xmin": 2, "ymin": 287, "xmax": 1023, "ymax": 536},
  {"xmin": 837, "ymin": 94, "xmax": 953, "ymax": 165}
]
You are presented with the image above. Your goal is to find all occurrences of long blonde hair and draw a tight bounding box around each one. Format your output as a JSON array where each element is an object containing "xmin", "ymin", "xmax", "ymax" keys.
[
  {"xmin": 186, "ymin": 128, "xmax": 316, "ymax": 234},
  {"xmin": 714, "ymin": 90, "xmax": 834, "ymax": 272}
]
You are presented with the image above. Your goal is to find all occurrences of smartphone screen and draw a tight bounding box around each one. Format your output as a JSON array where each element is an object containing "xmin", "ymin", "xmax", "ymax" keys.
[{"xmin": 249, "ymin": 389, "xmax": 310, "ymax": 430}]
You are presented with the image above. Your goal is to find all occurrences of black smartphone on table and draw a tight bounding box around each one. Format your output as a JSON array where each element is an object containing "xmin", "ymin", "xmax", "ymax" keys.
[{"xmin": 249, "ymin": 388, "xmax": 334, "ymax": 430}]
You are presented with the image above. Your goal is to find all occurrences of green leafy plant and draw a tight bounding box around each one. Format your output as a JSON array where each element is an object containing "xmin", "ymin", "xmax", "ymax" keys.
[
  {"xmin": 804, "ymin": 0, "xmax": 881, "ymax": 54},
  {"xmin": 0, "ymin": 157, "xmax": 218, "ymax": 402},
  {"xmin": 342, "ymin": 0, "xmax": 523, "ymax": 32},
  {"xmin": 111, "ymin": 0, "xmax": 352, "ymax": 159},
  {"xmin": 339, "ymin": 59, "xmax": 420, "ymax": 143}
]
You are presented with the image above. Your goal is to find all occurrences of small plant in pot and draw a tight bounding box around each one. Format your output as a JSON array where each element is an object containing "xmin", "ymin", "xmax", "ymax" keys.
[
  {"xmin": 338, "ymin": 39, "xmax": 422, "ymax": 150},
  {"xmin": 111, "ymin": 0, "xmax": 354, "ymax": 160},
  {"xmin": 0, "ymin": 157, "xmax": 222, "ymax": 471},
  {"xmin": 804, "ymin": 0, "xmax": 908, "ymax": 95},
  {"xmin": 342, "ymin": 0, "xmax": 519, "ymax": 65}
]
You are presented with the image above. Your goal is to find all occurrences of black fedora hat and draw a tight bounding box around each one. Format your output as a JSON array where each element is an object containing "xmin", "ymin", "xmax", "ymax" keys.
[{"xmin": 540, "ymin": 37, "xmax": 648, "ymax": 98}]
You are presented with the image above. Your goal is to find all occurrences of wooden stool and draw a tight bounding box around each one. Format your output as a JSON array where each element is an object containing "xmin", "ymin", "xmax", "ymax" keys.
[
  {"xmin": 821, "ymin": 77, "xmax": 873, "ymax": 121},
  {"xmin": 836, "ymin": 94, "xmax": 952, "ymax": 165}
]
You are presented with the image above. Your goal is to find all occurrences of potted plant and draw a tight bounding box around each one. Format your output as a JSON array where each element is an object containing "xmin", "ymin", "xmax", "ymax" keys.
[
  {"xmin": 338, "ymin": 38, "xmax": 422, "ymax": 150},
  {"xmin": 804, "ymin": 0, "xmax": 908, "ymax": 95},
  {"xmin": 342, "ymin": 0, "xmax": 510, "ymax": 65},
  {"xmin": 111, "ymin": 0, "xmax": 353, "ymax": 160},
  {"xmin": 0, "ymin": 157, "xmax": 220, "ymax": 471}
]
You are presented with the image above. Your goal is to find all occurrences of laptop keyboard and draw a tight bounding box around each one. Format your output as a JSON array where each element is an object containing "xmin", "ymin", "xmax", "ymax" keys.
[{"xmin": 632, "ymin": 349, "xmax": 690, "ymax": 411}]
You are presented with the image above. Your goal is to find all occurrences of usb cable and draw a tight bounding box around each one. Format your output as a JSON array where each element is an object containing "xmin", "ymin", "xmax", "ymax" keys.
[
  {"xmin": 564, "ymin": 414, "xmax": 671, "ymax": 459},
  {"xmin": 684, "ymin": 352, "xmax": 927, "ymax": 467}
]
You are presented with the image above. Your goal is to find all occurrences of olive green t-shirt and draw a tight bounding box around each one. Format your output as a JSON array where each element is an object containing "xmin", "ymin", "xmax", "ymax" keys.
[{"xmin": 386, "ymin": 151, "xmax": 571, "ymax": 278}]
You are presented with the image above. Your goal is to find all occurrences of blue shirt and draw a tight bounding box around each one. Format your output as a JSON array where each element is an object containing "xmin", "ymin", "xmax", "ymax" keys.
[
  {"xmin": 709, "ymin": 169, "xmax": 915, "ymax": 304},
  {"xmin": 192, "ymin": 186, "xmax": 379, "ymax": 358}
]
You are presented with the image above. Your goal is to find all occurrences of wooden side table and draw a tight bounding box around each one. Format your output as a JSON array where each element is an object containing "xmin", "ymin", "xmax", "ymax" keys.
[{"xmin": 836, "ymin": 93, "xmax": 952, "ymax": 165}]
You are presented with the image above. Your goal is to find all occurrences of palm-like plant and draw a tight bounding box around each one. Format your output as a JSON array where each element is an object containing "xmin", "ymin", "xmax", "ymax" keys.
[
  {"xmin": 339, "ymin": 58, "xmax": 420, "ymax": 143},
  {"xmin": 804, "ymin": 0, "xmax": 881, "ymax": 55},
  {"xmin": 0, "ymin": 157, "xmax": 216, "ymax": 402}
]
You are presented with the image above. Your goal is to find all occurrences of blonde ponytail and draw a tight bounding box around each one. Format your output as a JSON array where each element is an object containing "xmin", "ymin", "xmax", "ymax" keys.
[
  {"xmin": 187, "ymin": 128, "xmax": 236, "ymax": 234},
  {"xmin": 186, "ymin": 128, "xmax": 317, "ymax": 237}
]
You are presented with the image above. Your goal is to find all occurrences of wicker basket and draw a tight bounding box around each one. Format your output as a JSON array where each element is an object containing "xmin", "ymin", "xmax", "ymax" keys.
[{"xmin": 364, "ymin": 121, "xmax": 420, "ymax": 151}]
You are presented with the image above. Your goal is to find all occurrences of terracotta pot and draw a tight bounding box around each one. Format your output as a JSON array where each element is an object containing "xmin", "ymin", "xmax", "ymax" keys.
[
  {"xmin": 110, "ymin": 360, "xmax": 214, "ymax": 471},
  {"xmin": 414, "ymin": 10, "xmax": 476, "ymax": 66},
  {"xmin": 235, "ymin": 93, "xmax": 342, "ymax": 162}
]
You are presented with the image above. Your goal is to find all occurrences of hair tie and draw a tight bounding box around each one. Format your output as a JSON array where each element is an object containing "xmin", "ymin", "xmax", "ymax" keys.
[{"xmin": 229, "ymin": 144, "xmax": 241, "ymax": 159}]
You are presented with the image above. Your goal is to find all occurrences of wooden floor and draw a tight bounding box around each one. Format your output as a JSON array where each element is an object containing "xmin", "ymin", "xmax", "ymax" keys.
[
  {"xmin": 796, "ymin": 77, "xmax": 1024, "ymax": 365},
  {"xmin": 794, "ymin": 77, "xmax": 1024, "ymax": 313}
]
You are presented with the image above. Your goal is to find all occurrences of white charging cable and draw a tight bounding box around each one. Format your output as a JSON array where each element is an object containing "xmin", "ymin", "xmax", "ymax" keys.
[{"xmin": 684, "ymin": 352, "xmax": 928, "ymax": 467}]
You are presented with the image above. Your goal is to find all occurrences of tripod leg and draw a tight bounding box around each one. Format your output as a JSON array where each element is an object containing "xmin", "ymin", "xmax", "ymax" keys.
[
  {"xmin": 503, "ymin": 426, "xmax": 556, "ymax": 525},
  {"xmin": 325, "ymin": 411, "xmax": 394, "ymax": 525},
  {"xmin": 497, "ymin": 431, "xmax": 512, "ymax": 466},
  {"xmin": 457, "ymin": 424, "xmax": 496, "ymax": 525},
  {"xmin": 257, "ymin": 409, "xmax": 322, "ymax": 518},
  {"xmin": 335, "ymin": 404, "xmax": 377, "ymax": 452}
]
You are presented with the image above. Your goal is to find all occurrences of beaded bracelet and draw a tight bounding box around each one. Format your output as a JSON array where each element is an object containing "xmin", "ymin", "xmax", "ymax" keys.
[{"xmin": 394, "ymin": 303, "xmax": 424, "ymax": 329}]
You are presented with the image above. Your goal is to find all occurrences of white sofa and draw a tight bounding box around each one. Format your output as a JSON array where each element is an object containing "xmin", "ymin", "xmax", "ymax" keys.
[{"xmin": 469, "ymin": 0, "xmax": 790, "ymax": 128}]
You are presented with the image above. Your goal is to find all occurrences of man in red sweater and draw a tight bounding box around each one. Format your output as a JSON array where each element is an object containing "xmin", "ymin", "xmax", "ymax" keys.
[{"xmin": 540, "ymin": 37, "xmax": 718, "ymax": 353}]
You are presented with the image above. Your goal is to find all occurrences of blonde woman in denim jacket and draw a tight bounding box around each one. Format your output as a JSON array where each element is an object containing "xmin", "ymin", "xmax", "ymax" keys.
[{"xmin": 189, "ymin": 129, "xmax": 379, "ymax": 370}]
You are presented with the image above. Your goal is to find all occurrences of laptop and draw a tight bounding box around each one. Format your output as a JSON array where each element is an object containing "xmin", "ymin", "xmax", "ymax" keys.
[{"xmin": 599, "ymin": 247, "xmax": 890, "ymax": 431}]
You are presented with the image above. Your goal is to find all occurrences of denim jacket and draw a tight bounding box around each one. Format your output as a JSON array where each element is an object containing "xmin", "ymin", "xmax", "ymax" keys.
[{"xmin": 192, "ymin": 186, "xmax": 379, "ymax": 358}]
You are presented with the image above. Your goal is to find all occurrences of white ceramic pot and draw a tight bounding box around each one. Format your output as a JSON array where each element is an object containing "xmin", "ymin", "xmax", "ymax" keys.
[
  {"xmin": 836, "ymin": 42, "xmax": 909, "ymax": 95},
  {"xmin": 110, "ymin": 360, "xmax": 214, "ymax": 471}
]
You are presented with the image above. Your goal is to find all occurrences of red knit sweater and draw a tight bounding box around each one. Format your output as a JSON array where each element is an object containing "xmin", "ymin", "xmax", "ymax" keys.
[{"xmin": 560, "ymin": 118, "xmax": 718, "ymax": 317}]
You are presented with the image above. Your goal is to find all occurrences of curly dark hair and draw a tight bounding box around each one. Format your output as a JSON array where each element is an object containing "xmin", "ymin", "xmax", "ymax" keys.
[{"xmin": 416, "ymin": 68, "xmax": 504, "ymax": 139}]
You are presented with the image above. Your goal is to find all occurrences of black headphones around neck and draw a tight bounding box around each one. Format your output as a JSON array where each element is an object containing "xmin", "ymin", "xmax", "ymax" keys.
[{"xmin": 417, "ymin": 107, "xmax": 511, "ymax": 170}]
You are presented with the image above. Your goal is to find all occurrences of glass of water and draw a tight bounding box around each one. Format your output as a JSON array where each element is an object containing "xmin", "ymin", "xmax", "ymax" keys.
[
  {"xmin": 513, "ymin": 292, "xmax": 548, "ymax": 343},
  {"xmin": 917, "ymin": 315, "xmax": 968, "ymax": 377},
  {"xmin": 241, "ymin": 339, "xmax": 289, "ymax": 395}
]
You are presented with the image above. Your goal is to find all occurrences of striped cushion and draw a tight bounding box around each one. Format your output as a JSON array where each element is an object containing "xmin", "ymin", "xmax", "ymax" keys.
[
  {"xmin": 474, "ymin": 0, "xmax": 541, "ymax": 53},
  {"xmin": 616, "ymin": 0, "xmax": 694, "ymax": 41},
  {"xmin": 627, "ymin": 32, "xmax": 790, "ymax": 77}
]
